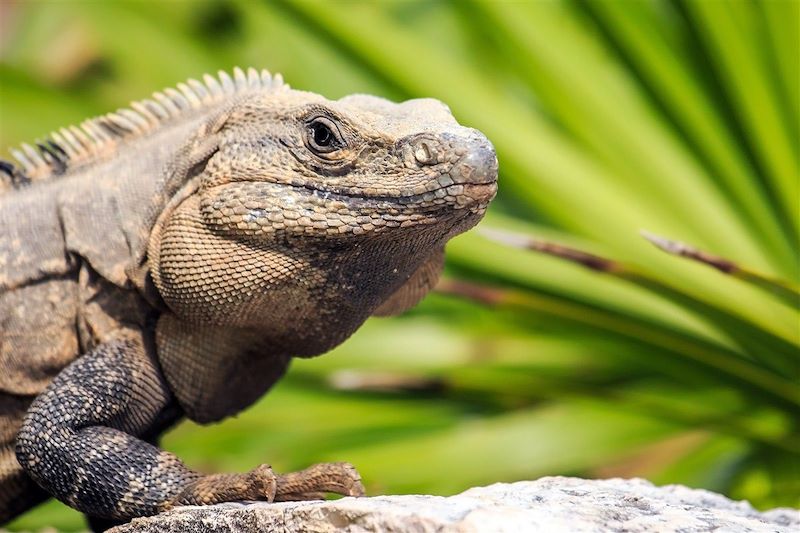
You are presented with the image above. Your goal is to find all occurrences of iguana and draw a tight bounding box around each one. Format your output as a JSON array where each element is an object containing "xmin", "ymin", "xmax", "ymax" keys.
[{"xmin": 0, "ymin": 67, "xmax": 497, "ymax": 530}]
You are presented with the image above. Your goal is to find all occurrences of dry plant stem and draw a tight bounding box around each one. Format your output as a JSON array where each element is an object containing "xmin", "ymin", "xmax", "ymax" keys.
[
  {"xmin": 479, "ymin": 228, "xmax": 619, "ymax": 272},
  {"xmin": 641, "ymin": 231, "xmax": 800, "ymax": 309}
]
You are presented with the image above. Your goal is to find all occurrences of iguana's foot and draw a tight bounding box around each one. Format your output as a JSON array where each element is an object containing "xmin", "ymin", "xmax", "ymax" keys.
[
  {"xmin": 170, "ymin": 464, "xmax": 278, "ymax": 506},
  {"xmin": 274, "ymin": 462, "xmax": 365, "ymax": 501},
  {"xmin": 169, "ymin": 462, "xmax": 364, "ymax": 507}
]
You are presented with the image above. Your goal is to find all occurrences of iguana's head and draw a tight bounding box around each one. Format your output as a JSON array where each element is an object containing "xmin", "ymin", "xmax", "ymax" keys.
[
  {"xmin": 151, "ymin": 87, "xmax": 496, "ymax": 352},
  {"xmin": 198, "ymin": 91, "xmax": 497, "ymax": 243}
]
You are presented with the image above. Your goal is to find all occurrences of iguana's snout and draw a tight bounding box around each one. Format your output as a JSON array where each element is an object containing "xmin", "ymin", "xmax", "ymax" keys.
[
  {"xmin": 446, "ymin": 132, "xmax": 498, "ymax": 207},
  {"xmin": 449, "ymin": 136, "xmax": 497, "ymax": 185},
  {"xmin": 403, "ymin": 129, "xmax": 498, "ymax": 210}
]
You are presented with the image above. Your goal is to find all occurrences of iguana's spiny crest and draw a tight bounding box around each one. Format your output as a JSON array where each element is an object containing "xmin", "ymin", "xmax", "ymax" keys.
[{"xmin": 0, "ymin": 67, "xmax": 286, "ymax": 188}]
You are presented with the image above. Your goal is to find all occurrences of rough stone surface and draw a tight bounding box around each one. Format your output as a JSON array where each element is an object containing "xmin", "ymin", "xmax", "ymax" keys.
[{"xmin": 109, "ymin": 477, "xmax": 799, "ymax": 533}]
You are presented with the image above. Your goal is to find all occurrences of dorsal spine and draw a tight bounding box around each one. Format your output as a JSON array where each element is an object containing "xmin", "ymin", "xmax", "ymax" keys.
[{"xmin": 1, "ymin": 67, "xmax": 286, "ymax": 190}]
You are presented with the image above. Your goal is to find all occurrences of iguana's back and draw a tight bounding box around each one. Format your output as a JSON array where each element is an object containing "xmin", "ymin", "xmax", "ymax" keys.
[
  {"xmin": 0, "ymin": 93, "xmax": 208, "ymax": 524},
  {"xmin": 0, "ymin": 180, "xmax": 83, "ymax": 521}
]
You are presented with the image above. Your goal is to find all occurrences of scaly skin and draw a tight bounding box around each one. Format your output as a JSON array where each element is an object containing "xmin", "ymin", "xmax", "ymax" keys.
[{"xmin": 0, "ymin": 68, "xmax": 497, "ymax": 528}]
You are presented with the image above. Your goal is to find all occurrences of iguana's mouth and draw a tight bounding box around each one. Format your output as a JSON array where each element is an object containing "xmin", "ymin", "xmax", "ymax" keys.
[
  {"xmin": 275, "ymin": 148, "xmax": 498, "ymax": 209},
  {"xmin": 285, "ymin": 180, "xmax": 487, "ymax": 206}
]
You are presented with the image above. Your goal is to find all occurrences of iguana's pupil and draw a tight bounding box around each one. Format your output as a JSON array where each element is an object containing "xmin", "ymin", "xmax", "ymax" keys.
[{"xmin": 312, "ymin": 122, "xmax": 333, "ymax": 147}]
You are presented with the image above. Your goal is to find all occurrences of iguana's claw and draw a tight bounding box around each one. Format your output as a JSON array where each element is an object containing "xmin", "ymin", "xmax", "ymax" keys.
[{"xmin": 251, "ymin": 464, "xmax": 279, "ymax": 503}]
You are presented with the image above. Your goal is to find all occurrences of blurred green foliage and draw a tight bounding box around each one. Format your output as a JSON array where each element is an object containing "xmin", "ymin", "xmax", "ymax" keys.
[{"xmin": 2, "ymin": 0, "xmax": 798, "ymax": 530}]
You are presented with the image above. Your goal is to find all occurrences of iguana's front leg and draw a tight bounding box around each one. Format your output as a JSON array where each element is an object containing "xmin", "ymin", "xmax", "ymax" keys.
[
  {"xmin": 15, "ymin": 336, "xmax": 363, "ymax": 520},
  {"xmin": 15, "ymin": 336, "xmax": 208, "ymax": 518}
]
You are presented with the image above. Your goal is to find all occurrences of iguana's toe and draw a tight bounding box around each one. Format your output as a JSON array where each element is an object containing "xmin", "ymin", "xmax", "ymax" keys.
[
  {"xmin": 275, "ymin": 461, "xmax": 365, "ymax": 500},
  {"xmin": 170, "ymin": 463, "xmax": 278, "ymax": 507}
]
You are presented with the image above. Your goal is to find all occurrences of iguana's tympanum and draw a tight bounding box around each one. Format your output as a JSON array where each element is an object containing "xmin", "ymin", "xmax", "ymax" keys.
[{"xmin": 0, "ymin": 68, "xmax": 497, "ymax": 529}]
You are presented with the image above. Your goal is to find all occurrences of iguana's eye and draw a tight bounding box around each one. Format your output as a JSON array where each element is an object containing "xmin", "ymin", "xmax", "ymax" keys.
[
  {"xmin": 306, "ymin": 117, "xmax": 343, "ymax": 154},
  {"xmin": 311, "ymin": 122, "xmax": 333, "ymax": 146}
]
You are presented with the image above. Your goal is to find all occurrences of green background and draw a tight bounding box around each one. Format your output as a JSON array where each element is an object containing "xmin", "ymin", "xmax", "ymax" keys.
[{"xmin": 1, "ymin": 1, "xmax": 798, "ymax": 530}]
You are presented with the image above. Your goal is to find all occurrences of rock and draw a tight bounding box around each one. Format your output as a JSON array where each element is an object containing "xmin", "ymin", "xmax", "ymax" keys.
[{"xmin": 110, "ymin": 477, "xmax": 799, "ymax": 533}]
